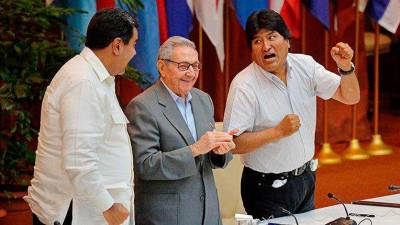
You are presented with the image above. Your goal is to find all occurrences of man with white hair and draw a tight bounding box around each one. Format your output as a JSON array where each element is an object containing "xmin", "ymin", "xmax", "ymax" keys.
[{"xmin": 125, "ymin": 36, "xmax": 237, "ymax": 225}]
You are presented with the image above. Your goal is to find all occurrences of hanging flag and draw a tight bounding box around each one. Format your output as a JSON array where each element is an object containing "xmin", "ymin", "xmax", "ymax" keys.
[
  {"xmin": 271, "ymin": 0, "xmax": 302, "ymax": 38},
  {"xmin": 165, "ymin": 0, "xmax": 193, "ymax": 38},
  {"xmin": 157, "ymin": 0, "xmax": 169, "ymax": 43},
  {"xmin": 358, "ymin": 0, "xmax": 369, "ymax": 12},
  {"xmin": 365, "ymin": 0, "xmax": 400, "ymax": 33},
  {"xmin": 97, "ymin": 0, "xmax": 115, "ymax": 10},
  {"xmin": 302, "ymin": 0, "xmax": 330, "ymax": 29},
  {"xmin": 232, "ymin": 0, "xmax": 269, "ymax": 29},
  {"xmin": 117, "ymin": 0, "xmax": 160, "ymax": 87},
  {"xmin": 52, "ymin": 0, "xmax": 97, "ymax": 52},
  {"xmin": 232, "ymin": 1, "xmax": 301, "ymax": 38},
  {"xmin": 193, "ymin": 0, "xmax": 225, "ymax": 71}
]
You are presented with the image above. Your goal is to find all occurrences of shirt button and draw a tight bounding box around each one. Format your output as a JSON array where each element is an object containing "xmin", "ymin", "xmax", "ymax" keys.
[
  {"xmin": 262, "ymin": 174, "xmax": 265, "ymax": 178},
  {"xmin": 258, "ymin": 183, "xmax": 262, "ymax": 186},
  {"xmin": 200, "ymin": 194, "xmax": 205, "ymax": 201}
]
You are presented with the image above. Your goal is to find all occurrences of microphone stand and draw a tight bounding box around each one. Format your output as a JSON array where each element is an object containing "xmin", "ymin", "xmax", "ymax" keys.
[
  {"xmin": 280, "ymin": 207, "xmax": 299, "ymax": 225},
  {"xmin": 326, "ymin": 193, "xmax": 357, "ymax": 225}
]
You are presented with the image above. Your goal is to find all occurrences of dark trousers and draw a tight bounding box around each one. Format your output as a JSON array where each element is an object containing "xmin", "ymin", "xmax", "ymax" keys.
[
  {"xmin": 32, "ymin": 201, "xmax": 72, "ymax": 225},
  {"xmin": 241, "ymin": 166, "xmax": 316, "ymax": 219}
]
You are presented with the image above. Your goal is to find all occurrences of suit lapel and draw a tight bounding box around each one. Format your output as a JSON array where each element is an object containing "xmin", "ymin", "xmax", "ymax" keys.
[
  {"xmin": 191, "ymin": 91, "xmax": 213, "ymax": 139},
  {"xmin": 191, "ymin": 91, "xmax": 214, "ymax": 167},
  {"xmin": 155, "ymin": 80, "xmax": 195, "ymax": 145}
]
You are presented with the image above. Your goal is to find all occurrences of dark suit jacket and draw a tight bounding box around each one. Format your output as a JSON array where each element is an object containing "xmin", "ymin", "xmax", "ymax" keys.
[{"xmin": 125, "ymin": 80, "xmax": 232, "ymax": 225}]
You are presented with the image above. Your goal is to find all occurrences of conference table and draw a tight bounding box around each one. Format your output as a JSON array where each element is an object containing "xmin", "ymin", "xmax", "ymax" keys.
[{"xmin": 261, "ymin": 194, "xmax": 400, "ymax": 225}]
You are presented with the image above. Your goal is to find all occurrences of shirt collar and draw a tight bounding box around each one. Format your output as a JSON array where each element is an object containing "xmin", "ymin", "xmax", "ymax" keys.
[
  {"xmin": 160, "ymin": 79, "xmax": 192, "ymax": 103},
  {"xmin": 80, "ymin": 47, "xmax": 113, "ymax": 83}
]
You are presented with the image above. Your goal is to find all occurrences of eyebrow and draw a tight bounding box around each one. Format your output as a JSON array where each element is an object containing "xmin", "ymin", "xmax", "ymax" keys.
[{"xmin": 253, "ymin": 31, "xmax": 277, "ymax": 38}]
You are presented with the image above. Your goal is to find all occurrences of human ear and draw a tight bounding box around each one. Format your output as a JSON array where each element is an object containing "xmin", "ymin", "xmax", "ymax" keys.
[{"xmin": 112, "ymin": 38, "xmax": 123, "ymax": 55}]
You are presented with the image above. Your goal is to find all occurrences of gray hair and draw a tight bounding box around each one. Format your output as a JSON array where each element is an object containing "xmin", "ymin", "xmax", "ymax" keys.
[{"xmin": 157, "ymin": 36, "xmax": 197, "ymax": 60}]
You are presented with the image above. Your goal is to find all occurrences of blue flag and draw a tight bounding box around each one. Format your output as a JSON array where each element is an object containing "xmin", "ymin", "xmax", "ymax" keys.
[
  {"xmin": 165, "ymin": 0, "xmax": 193, "ymax": 38},
  {"xmin": 232, "ymin": 0, "xmax": 268, "ymax": 29},
  {"xmin": 54, "ymin": 0, "xmax": 97, "ymax": 52},
  {"xmin": 365, "ymin": 0, "xmax": 400, "ymax": 33},
  {"xmin": 303, "ymin": 0, "xmax": 330, "ymax": 29},
  {"xmin": 117, "ymin": 0, "xmax": 160, "ymax": 88}
]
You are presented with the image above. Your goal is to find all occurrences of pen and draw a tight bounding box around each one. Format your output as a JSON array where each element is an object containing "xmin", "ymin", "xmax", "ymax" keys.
[{"xmin": 349, "ymin": 212, "xmax": 375, "ymax": 218}]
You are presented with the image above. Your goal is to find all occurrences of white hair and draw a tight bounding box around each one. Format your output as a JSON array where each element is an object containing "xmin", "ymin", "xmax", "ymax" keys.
[{"xmin": 157, "ymin": 36, "xmax": 197, "ymax": 60}]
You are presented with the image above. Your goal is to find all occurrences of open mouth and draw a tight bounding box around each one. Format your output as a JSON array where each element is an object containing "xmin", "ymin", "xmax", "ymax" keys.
[{"xmin": 263, "ymin": 53, "xmax": 276, "ymax": 60}]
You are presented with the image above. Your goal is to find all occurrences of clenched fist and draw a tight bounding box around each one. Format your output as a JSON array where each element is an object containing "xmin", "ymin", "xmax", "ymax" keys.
[
  {"xmin": 275, "ymin": 114, "xmax": 301, "ymax": 138},
  {"xmin": 103, "ymin": 203, "xmax": 129, "ymax": 225},
  {"xmin": 331, "ymin": 42, "xmax": 354, "ymax": 71}
]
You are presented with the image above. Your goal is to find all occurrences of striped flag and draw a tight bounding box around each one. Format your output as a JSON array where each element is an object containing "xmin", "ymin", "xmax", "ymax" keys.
[
  {"xmin": 365, "ymin": 0, "xmax": 400, "ymax": 33},
  {"xmin": 193, "ymin": 0, "xmax": 225, "ymax": 70}
]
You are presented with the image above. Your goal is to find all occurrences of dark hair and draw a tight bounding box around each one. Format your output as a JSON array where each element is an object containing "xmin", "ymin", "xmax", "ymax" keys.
[
  {"xmin": 245, "ymin": 9, "xmax": 291, "ymax": 47},
  {"xmin": 85, "ymin": 8, "xmax": 138, "ymax": 49}
]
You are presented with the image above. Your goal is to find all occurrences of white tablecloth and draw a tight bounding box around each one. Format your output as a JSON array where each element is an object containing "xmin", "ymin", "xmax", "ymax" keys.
[{"xmin": 262, "ymin": 194, "xmax": 400, "ymax": 225}]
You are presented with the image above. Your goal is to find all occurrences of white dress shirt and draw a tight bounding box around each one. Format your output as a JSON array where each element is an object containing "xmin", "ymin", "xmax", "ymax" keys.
[
  {"xmin": 24, "ymin": 47, "xmax": 134, "ymax": 225},
  {"xmin": 223, "ymin": 54, "xmax": 340, "ymax": 174}
]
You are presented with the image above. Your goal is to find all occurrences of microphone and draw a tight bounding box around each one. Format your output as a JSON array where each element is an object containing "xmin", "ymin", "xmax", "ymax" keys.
[
  {"xmin": 388, "ymin": 185, "xmax": 400, "ymax": 191},
  {"xmin": 280, "ymin": 207, "xmax": 299, "ymax": 225},
  {"xmin": 325, "ymin": 193, "xmax": 357, "ymax": 225},
  {"xmin": 54, "ymin": 221, "xmax": 61, "ymax": 225},
  {"xmin": 327, "ymin": 193, "xmax": 350, "ymax": 219}
]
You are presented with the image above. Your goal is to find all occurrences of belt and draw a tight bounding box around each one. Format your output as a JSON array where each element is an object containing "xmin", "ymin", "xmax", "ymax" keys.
[
  {"xmin": 245, "ymin": 161, "xmax": 312, "ymax": 180},
  {"xmin": 285, "ymin": 161, "xmax": 311, "ymax": 177}
]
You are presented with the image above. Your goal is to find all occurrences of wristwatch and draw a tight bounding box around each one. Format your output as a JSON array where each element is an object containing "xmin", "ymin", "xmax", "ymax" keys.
[{"xmin": 338, "ymin": 62, "xmax": 355, "ymax": 76}]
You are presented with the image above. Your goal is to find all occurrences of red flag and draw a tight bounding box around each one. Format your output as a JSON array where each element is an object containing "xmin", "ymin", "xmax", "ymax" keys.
[
  {"xmin": 271, "ymin": 0, "xmax": 301, "ymax": 38},
  {"xmin": 157, "ymin": 0, "xmax": 169, "ymax": 44},
  {"xmin": 97, "ymin": 0, "xmax": 115, "ymax": 10}
]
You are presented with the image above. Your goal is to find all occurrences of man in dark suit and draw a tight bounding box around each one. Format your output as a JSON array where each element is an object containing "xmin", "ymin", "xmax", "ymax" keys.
[{"xmin": 125, "ymin": 36, "xmax": 236, "ymax": 225}]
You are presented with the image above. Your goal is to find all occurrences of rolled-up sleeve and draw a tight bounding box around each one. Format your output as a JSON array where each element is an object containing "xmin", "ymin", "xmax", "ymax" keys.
[
  {"xmin": 223, "ymin": 84, "xmax": 257, "ymax": 136},
  {"xmin": 313, "ymin": 59, "xmax": 341, "ymax": 100},
  {"xmin": 60, "ymin": 79, "xmax": 113, "ymax": 212}
]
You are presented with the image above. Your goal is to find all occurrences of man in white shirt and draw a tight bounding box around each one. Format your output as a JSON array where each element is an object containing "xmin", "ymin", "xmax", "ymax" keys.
[
  {"xmin": 24, "ymin": 8, "xmax": 138, "ymax": 225},
  {"xmin": 223, "ymin": 9, "xmax": 360, "ymax": 219}
]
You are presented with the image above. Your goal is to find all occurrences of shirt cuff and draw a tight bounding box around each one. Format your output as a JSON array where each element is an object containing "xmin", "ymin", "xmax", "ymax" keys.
[{"xmin": 92, "ymin": 189, "xmax": 115, "ymax": 213}]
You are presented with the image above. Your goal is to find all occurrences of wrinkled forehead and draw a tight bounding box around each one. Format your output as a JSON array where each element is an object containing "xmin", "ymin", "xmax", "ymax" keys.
[{"xmin": 171, "ymin": 46, "xmax": 199, "ymax": 61}]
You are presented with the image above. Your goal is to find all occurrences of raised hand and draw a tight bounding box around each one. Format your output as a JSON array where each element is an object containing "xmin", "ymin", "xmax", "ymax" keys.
[{"xmin": 330, "ymin": 42, "xmax": 354, "ymax": 71}]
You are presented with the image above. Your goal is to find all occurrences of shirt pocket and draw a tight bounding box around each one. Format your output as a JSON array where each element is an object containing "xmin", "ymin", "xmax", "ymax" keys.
[{"xmin": 105, "ymin": 111, "xmax": 129, "ymax": 143}]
